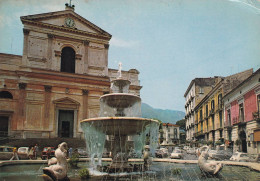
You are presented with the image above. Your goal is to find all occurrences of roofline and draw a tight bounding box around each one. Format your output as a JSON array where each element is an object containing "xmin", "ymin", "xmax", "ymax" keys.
[
  {"xmin": 20, "ymin": 9, "xmax": 112, "ymax": 37},
  {"xmin": 223, "ymin": 68, "xmax": 260, "ymax": 99}
]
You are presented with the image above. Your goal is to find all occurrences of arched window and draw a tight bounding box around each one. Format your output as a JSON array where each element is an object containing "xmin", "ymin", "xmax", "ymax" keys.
[
  {"xmin": 0, "ymin": 91, "xmax": 13, "ymax": 99},
  {"xmin": 60, "ymin": 47, "xmax": 75, "ymax": 73}
]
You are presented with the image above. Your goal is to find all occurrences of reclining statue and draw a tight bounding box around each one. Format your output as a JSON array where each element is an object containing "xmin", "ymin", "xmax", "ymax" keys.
[
  {"xmin": 43, "ymin": 142, "xmax": 69, "ymax": 181},
  {"xmin": 198, "ymin": 148, "xmax": 223, "ymax": 175}
]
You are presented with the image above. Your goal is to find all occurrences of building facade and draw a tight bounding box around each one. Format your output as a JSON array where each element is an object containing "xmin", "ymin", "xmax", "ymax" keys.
[
  {"xmin": 193, "ymin": 69, "xmax": 253, "ymax": 143},
  {"xmin": 160, "ymin": 123, "xmax": 180, "ymax": 145},
  {"xmin": 184, "ymin": 78, "xmax": 217, "ymax": 141},
  {"xmin": 0, "ymin": 5, "xmax": 141, "ymax": 140},
  {"xmin": 223, "ymin": 69, "xmax": 260, "ymax": 154}
]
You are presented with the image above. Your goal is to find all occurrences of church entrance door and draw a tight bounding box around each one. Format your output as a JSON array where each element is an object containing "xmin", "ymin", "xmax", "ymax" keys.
[
  {"xmin": 0, "ymin": 116, "xmax": 8, "ymax": 137},
  {"xmin": 58, "ymin": 110, "xmax": 74, "ymax": 138}
]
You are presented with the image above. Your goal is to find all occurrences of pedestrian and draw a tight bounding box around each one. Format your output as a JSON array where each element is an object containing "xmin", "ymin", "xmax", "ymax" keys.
[
  {"xmin": 68, "ymin": 147, "xmax": 73, "ymax": 158},
  {"xmin": 34, "ymin": 144, "xmax": 39, "ymax": 159},
  {"xmin": 29, "ymin": 147, "xmax": 34, "ymax": 160},
  {"xmin": 46, "ymin": 147, "xmax": 52, "ymax": 160},
  {"xmin": 10, "ymin": 147, "xmax": 19, "ymax": 160}
]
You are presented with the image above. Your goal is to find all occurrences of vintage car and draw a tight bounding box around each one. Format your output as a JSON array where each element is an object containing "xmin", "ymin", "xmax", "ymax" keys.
[
  {"xmin": 230, "ymin": 152, "xmax": 250, "ymax": 162},
  {"xmin": 170, "ymin": 149, "xmax": 183, "ymax": 159},
  {"xmin": 208, "ymin": 149, "xmax": 232, "ymax": 160},
  {"xmin": 17, "ymin": 147, "xmax": 30, "ymax": 159},
  {"xmin": 155, "ymin": 148, "xmax": 169, "ymax": 158},
  {"xmin": 41, "ymin": 147, "xmax": 55, "ymax": 160},
  {"xmin": 186, "ymin": 147, "xmax": 197, "ymax": 155},
  {"xmin": 0, "ymin": 146, "xmax": 14, "ymax": 160}
]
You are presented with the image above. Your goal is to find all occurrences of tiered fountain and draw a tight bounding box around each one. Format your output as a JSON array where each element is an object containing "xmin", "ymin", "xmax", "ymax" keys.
[{"xmin": 80, "ymin": 63, "xmax": 159, "ymax": 174}]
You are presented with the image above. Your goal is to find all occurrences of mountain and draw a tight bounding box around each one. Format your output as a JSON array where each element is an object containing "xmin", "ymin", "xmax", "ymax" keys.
[{"xmin": 141, "ymin": 103, "xmax": 185, "ymax": 124}]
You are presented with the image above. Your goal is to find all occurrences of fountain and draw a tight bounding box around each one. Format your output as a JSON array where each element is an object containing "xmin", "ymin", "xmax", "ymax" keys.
[{"xmin": 80, "ymin": 63, "xmax": 159, "ymax": 174}]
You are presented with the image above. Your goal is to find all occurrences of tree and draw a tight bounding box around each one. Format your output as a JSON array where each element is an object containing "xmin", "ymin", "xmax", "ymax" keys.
[{"xmin": 176, "ymin": 119, "xmax": 185, "ymax": 130}]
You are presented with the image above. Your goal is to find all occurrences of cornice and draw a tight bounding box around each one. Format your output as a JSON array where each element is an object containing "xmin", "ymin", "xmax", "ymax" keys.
[{"xmin": 22, "ymin": 19, "xmax": 111, "ymax": 41}]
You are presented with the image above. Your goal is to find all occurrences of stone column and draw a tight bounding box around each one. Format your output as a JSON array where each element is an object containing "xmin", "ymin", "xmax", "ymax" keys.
[
  {"xmin": 44, "ymin": 85, "xmax": 52, "ymax": 131},
  {"xmin": 83, "ymin": 40, "xmax": 89, "ymax": 74},
  {"xmin": 17, "ymin": 83, "xmax": 27, "ymax": 133},
  {"xmin": 47, "ymin": 34, "xmax": 54, "ymax": 69},
  {"xmin": 104, "ymin": 44, "xmax": 109, "ymax": 76},
  {"xmin": 22, "ymin": 29, "xmax": 30, "ymax": 66},
  {"xmin": 82, "ymin": 89, "xmax": 89, "ymax": 119}
]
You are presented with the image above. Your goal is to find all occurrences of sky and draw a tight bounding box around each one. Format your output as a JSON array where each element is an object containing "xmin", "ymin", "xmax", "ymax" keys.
[{"xmin": 0, "ymin": 0, "xmax": 260, "ymax": 112}]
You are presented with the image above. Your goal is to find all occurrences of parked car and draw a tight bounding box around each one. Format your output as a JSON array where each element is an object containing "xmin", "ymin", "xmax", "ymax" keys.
[
  {"xmin": 183, "ymin": 146, "xmax": 190, "ymax": 151},
  {"xmin": 77, "ymin": 148, "xmax": 88, "ymax": 158},
  {"xmin": 230, "ymin": 152, "xmax": 250, "ymax": 162},
  {"xmin": 170, "ymin": 149, "xmax": 183, "ymax": 159},
  {"xmin": 0, "ymin": 146, "xmax": 14, "ymax": 160},
  {"xmin": 41, "ymin": 147, "xmax": 55, "ymax": 160},
  {"xmin": 208, "ymin": 149, "xmax": 232, "ymax": 160},
  {"xmin": 155, "ymin": 148, "xmax": 168, "ymax": 158},
  {"xmin": 187, "ymin": 147, "xmax": 197, "ymax": 155},
  {"xmin": 17, "ymin": 147, "xmax": 29, "ymax": 159}
]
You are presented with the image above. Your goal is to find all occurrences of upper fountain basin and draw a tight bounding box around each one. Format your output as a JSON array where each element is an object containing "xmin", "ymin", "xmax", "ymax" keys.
[{"xmin": 100, "ymin": 93, "xmax": 141, "ymax": 108}]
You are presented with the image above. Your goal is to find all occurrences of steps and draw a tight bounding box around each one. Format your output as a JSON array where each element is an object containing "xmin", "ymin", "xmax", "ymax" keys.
[{"xmin": 1, "ymin": 137, "xmax": 86, "ymax": 150}]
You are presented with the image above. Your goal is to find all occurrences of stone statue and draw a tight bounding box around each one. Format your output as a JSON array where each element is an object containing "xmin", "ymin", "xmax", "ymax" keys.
[
  {"xmin": 143, "ymin": 145, "xmax": 150, "ymax": 171},
  {"xmin": 198, "ymin": 148, "xmax": 223, "ymax": 175},
  {"xmin": 43, "ymin": 142, "xmax": 69, "ymax": 181}
]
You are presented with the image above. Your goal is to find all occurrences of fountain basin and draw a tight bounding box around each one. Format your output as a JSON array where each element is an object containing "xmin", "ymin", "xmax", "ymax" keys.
[
  {"xmin": 100, "ymin": 93, "xmax": 141, "ymax": 108},
  {"xmin": 81, "ymin": 117, "xmax": 158, "ymax": 135}
]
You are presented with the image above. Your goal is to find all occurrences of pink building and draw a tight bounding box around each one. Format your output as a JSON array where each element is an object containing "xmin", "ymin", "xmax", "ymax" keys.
[{"xmin": 223, "ymin": 68, "xmax": 260, "ymax": 154}]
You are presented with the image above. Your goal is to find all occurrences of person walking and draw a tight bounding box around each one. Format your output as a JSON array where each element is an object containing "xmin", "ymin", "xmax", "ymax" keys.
[
  {"xmin": 28, "ymin": 147, "xmax": 34, "ymax": 160},
  {"xmin": 34, "ymin": 144, "xmax": 39, "ymax": 159},
  {"xmin": 10, "ymin": 147, "xmax": 19, "ymax": 160},
  {"xmin": 68, "ymin": 147, "xmax": 73, "ymax": 158}
]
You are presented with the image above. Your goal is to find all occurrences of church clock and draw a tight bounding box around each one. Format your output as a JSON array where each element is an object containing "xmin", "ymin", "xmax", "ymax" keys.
[{"xmin": 65, "ymin": 17, "xmax": 75, "ymax": 27}]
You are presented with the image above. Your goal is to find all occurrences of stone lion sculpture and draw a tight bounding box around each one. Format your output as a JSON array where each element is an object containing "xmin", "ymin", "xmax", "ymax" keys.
[
  {"xmin": 198, "ymin": 148, "xmax": 223, "ymax": 175},
  {"xmin": 43, "ymin": 142, "xmax": 69, "ymax": 181}
]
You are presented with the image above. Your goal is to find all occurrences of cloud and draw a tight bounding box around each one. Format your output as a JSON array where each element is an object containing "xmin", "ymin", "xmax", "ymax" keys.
[
  {"xmin": 228, "ymin": 0, "xmax": 260, "ymax": 13},
  {"xmin": 110, "ymin": 37, "xmax": 139, "ymax": 48}
]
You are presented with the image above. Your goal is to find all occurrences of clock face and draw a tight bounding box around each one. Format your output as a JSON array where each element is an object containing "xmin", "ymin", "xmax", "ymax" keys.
[{"xmin": 65, "ymin": 18, "xmax": 75, "ymax": 27}]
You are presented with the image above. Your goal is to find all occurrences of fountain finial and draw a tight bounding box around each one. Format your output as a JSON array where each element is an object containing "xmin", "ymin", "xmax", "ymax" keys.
[{"xmin": 118, "ymin": 62, "xmax": 122, "ymax": 79}]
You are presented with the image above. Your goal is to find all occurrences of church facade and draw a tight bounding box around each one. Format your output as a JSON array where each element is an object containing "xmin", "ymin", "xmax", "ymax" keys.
[{"xmin": 0, "ymin": 5, "xmax": 141, "ymax": 140}]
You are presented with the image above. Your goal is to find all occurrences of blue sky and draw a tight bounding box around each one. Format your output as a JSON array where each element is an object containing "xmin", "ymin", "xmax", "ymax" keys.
[{"xmin": 0, "ymin": 0, "xmax": 260, "ymax": 112}]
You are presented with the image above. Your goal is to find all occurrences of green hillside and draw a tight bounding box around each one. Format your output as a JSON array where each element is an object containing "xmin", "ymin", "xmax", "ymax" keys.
[{"xmin": 141, "ymin": 103, "xmax": 185, "ymax": 124}]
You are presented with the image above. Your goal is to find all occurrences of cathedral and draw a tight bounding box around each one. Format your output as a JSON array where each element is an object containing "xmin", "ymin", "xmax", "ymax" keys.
[{"xmin": 0, "ymin": 4, "xmax": 141, "ymax": 140}]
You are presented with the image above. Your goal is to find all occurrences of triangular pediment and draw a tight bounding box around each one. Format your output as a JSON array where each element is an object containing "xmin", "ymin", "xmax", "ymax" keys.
[
  {"xmin": 20, "ymin": 10, "xmax": 111, "ymax": 38},
  {"xmin": 53, "ymin": 97, "xmax": 80, "ymax": 106}
]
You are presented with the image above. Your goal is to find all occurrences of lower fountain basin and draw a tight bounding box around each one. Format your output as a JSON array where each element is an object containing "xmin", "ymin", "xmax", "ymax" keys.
[
  {"xmin": 81, "ymin": 117, "xmax": 159, "ymax": 135},
  {"xmin": 1, "ymin": 161, "xmax": 260, "ymax": 181}
]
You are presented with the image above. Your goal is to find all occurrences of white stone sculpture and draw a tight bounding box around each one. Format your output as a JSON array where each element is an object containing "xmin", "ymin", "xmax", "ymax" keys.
[
  {"xmin": 43, "ymin": 142, "xmax": 69, "ymax": 181},
  {"xmin": 198, "ymin": 148, "xmax": 223, "ymax": 175}
]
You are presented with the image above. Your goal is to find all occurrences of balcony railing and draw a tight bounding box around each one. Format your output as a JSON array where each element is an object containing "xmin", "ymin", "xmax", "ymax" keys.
[
  {"xmin": 224, "ymin": 121, "xmax": 232, "ymax": 128},
  {"xmin": 209, "ymin": 109, "xmax": 214, "ymax": 115},
  {"xmin": 233, "ymin": 116, "xmax": 245, "ymax": 125},
  {"xmin": 216, "ymin": 123, "xmax": 223, "ymax": 130},
  {"xmin": 253, "ymin": 112, "xmax": 260, "ymax": 122},
  {"xmin": 199, "ymin": 117, "xmax": 203, "ymax": 122},
  {"xmin": 194, "ymin": 130, "xmax": 204, "ymax": 137}
]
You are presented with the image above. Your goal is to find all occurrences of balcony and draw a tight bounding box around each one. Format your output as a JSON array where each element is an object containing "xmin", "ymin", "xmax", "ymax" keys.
[
  {"xmin": 200, "ymin": 117, "xmax": 203, "ymax": 122},
  {"xmin": 253, "ymin": 112, "xmax": 260, "ymax": 122},
  {"xmin": 194, "ymin": 130, "xmax": 204, "ymax": 137},
  {"xmin": 216, "ymin": 103, "xmax": 223, "ymax": 112},
  {"xmin": 209, "ymin": 109, "xmax": 214, "ymax": 115},
  {"xmin": 233, "ymin": 116, "xmax": 245, "ymax": 125},
  {"xmin": 224, "ymin": 121, "xmax": 232, "ymax": 128},
  {"xmin": 216, "ymin": 123, "xmax": 223, "ymax": 130}
]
